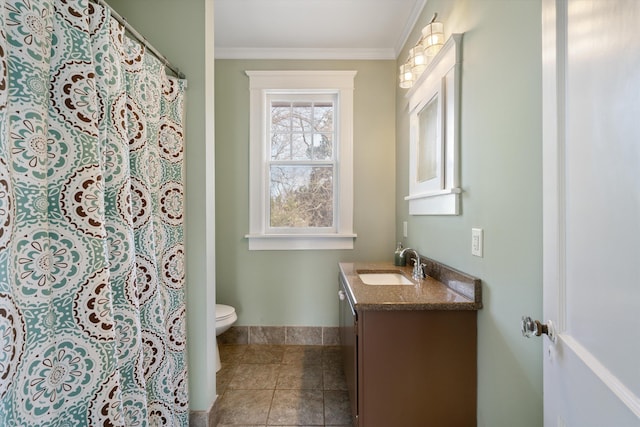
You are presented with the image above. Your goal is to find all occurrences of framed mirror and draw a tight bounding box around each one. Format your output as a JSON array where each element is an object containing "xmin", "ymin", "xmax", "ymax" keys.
[
  {"xmin": 405, "ymin": 34, "xmax": 462, "ymax": 215},
  {"xmin": 416, "ymin": 92, "xmax": 443, "ymax": 187}
]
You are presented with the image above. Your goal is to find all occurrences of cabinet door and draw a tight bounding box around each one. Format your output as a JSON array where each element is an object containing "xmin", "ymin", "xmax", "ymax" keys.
[
  {"xmin": 338, "ymin": 276, "xmax": 358, "ymax": 425},
  {"xmin": 359, "ymin": 310, "xmax": 476, "ymax": 427}
]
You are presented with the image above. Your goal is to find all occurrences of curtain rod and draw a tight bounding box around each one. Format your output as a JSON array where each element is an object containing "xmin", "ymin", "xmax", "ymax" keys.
[{"xmin": 89, "ymin": 0, "xmax": 186, "ymax": 79}]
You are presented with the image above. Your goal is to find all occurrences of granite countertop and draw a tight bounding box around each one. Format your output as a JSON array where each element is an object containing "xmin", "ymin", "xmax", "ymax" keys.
[{"xmin": 339, "ymin": 261, "xmax": 482, "ymax": 311}]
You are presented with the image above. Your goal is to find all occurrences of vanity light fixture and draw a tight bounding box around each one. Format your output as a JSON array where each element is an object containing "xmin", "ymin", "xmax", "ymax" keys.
[
  {"xmin": 398, "ymin": 13, "xmax": 445, "ymax": 89},
  {"xmin": 399, "ymin": 63, "xmax": 414, "ymax": 89},
  {"xmin": 408, "ymin": 44, "xmax": 427, "ymax": 76},
  {"xmin": 421, "ymin": 13, "xmax": 445, "ymax": 57}
]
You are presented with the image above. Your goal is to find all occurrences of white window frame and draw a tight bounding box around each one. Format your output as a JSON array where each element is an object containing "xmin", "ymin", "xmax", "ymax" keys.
[
  {"xmin": 245, "ymin": 70, "xmax": 357, "ymax": 250},
  {"xmin": 266, "ymin": 92, "xmax": 338, "ymax": 234}
]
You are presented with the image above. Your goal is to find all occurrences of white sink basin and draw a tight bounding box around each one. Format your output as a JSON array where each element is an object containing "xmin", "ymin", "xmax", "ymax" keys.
[{"xmin": 358, "ymin": 273, "xmax": 413, "ymax": 285}]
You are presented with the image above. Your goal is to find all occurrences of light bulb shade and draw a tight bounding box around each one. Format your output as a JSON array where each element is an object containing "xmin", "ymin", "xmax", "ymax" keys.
[
  {"xmin": 408, "ymin": 45, "xmax": 427, "ymax": 82},
  {"xmin": 409, "ymin": 45, "xmax": 426, "ymax": 67},
  {"xmin": 421, "ymin": 21, "xmax": 445, "ymax": 57},
  {"xmin": 399, "ymin": 63, "xmax": 414, "ymax": 89}
]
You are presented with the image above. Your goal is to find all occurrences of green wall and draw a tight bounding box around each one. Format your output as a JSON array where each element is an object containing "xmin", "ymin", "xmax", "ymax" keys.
[
  {"xmin": 397, "ymin": 1, "xmax": 543, "ymax": 426},
  {"xmin": 107, "ymin": 0, "xmax": 217, "ymax": 412},
  {"xmin": 215, "ymin": 60, "xmax": 397, "ymax": 326},
  {"xmin": 105, "ymin": 0, "xmax": 544, "ymax": 424}
]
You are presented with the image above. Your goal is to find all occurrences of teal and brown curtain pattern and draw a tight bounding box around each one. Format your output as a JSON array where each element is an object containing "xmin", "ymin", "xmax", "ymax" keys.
[{"xmin": 0, "ymin": 0, "xmax": 188, "ymax": 425}]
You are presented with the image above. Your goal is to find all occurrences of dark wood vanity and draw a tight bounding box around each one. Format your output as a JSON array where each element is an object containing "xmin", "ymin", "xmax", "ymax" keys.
[{"xmin": 339, "ymin": 259, "xmax": 481, "ymax": 427}]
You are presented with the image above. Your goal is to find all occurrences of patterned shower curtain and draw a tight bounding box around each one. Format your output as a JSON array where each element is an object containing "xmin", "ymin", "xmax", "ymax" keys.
[{"xmin": 0, "ymin": 0, "xmax": 188, "ymax": 426}]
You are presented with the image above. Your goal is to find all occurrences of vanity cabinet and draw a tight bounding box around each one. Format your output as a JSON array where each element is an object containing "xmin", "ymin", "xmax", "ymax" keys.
[
  {"xmin": 339, "ymin": 263, "xmax": 479, "ymax": 427},
  {"xmin": 338, "ymin": 273, "xmax": 358, "ymax": 425}
]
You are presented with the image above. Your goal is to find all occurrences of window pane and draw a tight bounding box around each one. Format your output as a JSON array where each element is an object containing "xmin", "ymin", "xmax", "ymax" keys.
[
  {"xmin": 271, "ymin": 102, "xmax": 291, "ymax": 132},
  {"xmin": 271, "ymin": 133, "xmax": 291, "ymax": 160},
  {"xmin": 312, "ymin": 133, "xmax": 332, "ymax": 160},
  {"xmin": 292, "ymin": 102, "xmax": 313, "ymax": 132},
  {"xmin": 270, "ymin": 99, "xmax": 336, "ymax": 162},
  {"xmin": 314, "ymin": 102, "xmax": 333, "ymax": 132},
  {"xmin": 270, "ymin": 166, "xmax": 334, "ymax": 228},
  {"xmin": 291, "ymin": 133, "xmax": 312, "ymax": 160}
]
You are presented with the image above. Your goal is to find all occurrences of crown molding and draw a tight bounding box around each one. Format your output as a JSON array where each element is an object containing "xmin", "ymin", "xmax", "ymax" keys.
[
  {"xmin": 214, "ymin": 47, "xmax": 397, "ymax": 60},
  {"xmin": 394, "ymin": 0, "xmax": 427, "ymax": 58}
]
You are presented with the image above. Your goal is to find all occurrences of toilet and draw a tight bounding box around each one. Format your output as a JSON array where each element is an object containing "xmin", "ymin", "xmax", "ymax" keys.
[{"xmin": 215, "ymin": 304, "xmax": 237, "ymax": 372}]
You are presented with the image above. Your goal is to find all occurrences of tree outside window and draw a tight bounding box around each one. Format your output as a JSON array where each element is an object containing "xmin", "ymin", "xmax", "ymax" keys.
[{"xmin": 269, "ymin": 100, "xmax": 335, "ymax": 229}]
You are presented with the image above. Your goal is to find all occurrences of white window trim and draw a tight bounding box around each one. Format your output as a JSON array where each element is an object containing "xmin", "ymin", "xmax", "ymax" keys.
[{"xmin": 245, "ymin": 70, "xmax": 357, "ymax": 250}]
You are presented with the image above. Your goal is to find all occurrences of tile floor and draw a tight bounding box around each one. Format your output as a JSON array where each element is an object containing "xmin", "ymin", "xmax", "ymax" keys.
[{"xmin": 216, "ymin": 344, "xmax": 352, "ymax": 426}]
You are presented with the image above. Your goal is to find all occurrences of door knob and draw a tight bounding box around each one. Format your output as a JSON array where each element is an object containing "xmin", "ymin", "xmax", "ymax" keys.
[{"xmin": 521, "ymin": 316, "xmax": 556, "ymax": 343}]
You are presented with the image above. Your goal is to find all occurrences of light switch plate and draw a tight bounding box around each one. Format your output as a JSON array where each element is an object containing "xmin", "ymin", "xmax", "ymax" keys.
[
  {"xmin": 403, "ymin": 221, "xmax": 408, "ymax": 238},
  {"xmin": 472, "ymin": 228, "xmax": 483, "ymax": 257}
]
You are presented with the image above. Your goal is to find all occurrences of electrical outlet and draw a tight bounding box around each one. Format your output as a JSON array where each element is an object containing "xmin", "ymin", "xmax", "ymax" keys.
[
  {"xmin": 472, "ymin": 228, "xmax": 483, "ymax": 257},
  {"xmin": 403, "ymin": 221, "xmax": 408, "ymax": 238}
]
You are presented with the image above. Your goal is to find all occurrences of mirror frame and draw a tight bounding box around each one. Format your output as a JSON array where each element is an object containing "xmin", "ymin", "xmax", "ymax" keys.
[{"xmin": 405, "ymin": 34, "xmax": 463, "ymax": 215}]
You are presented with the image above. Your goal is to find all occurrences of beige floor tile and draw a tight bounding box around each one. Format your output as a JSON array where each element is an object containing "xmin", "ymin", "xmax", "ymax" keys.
[
  {"xmin": 323, "ymin": 390, "xmax": 352, "ymax": 425},
  {"xmin": 285, "ymin": 327, "xmax": 322, "ymax": 345},
  {"xmin": 215, "ymin": 344, "xmax": 350, "ymax": 427},
  {"xmin": 277, "ymin": 364, "xmax": 323, "ymax": 390},
  {"xmin": 268, "ymin": 389, "xmax": 324, "ymax": 425},
  {"xmin": 220, "ymin": 343, "xmax": 248, "ymax": 362},
  {"xmin": 322, "ymin": 364, "xmax": 347, "ymax": 391},
  {"xmin": 242, "ymin": 345, "xmax": 286, "ymax": 364},
  {"xmin": 217, "ymin": 425, "xmax": 265, "ymax": 427},
  {"xmin": 217, "ymin": 389, "xmax": 273, "ymax": 425},
  {"xmin": 228, "ymin": 363, "xmax": 280, "ymax": 390},
  {"xmin": 250, "ymin": 326, "xmax": 286, "ymax": 344},
  {"xmin": 282, "ymin": 345, "xmax": 324, "ymax": 366},
  {"xmin": 216, "ymin": 362, "xmax": 238, "ymax": 395},
  {"xmin": 322, "ymin": 346, "xmax": 342, "ymax": 369}
]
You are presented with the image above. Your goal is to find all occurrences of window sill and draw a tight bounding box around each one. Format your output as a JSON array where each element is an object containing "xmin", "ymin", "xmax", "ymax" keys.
[
  {"xmin": 404, "ymin": 188, "xmax": 461, "ymax": 215},
  {"xmin": 244, "ymin": 233, "xmax": 357, "ymax": 250}
]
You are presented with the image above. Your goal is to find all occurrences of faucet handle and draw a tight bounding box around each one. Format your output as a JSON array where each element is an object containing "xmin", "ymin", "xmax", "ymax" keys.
[{"xmin": 412, "ymin": 259, "xmax": 425, "ymax": 280}]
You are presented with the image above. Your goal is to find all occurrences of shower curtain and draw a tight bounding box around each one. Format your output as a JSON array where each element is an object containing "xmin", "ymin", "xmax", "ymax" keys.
[{"xmin": 0, "ymin": 0, "xmax": 188, "ymax": 426}]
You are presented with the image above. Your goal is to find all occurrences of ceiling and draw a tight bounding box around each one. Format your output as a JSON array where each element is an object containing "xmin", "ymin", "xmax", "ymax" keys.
[{"xmin": 214, "ymin": 0, "xmax": 426, "ymax": 60}]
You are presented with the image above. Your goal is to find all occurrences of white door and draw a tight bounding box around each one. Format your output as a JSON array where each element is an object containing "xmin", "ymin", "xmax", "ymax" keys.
[{"xmin": 540, "ymin": 0, "xmax": 640, "ymax": 425}]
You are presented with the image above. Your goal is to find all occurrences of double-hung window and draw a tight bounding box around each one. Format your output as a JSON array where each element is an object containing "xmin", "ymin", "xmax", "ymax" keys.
[{"xmin": 245, "ymin": 71, "xmax": 357, "ymax": 250}]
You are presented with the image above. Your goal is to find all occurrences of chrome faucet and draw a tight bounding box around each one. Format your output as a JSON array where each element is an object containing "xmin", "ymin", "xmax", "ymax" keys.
[{"xmin": 400, "ymin": 248, "xmax": 424, "ymax": 280}]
